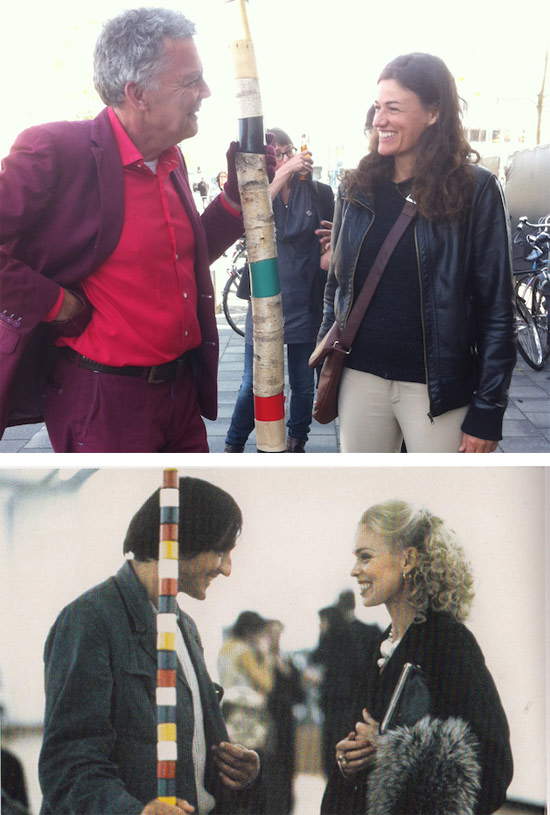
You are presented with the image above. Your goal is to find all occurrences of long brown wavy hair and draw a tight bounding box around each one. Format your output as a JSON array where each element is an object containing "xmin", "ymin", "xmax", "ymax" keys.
[{"xmin": 345, "ymin": 53, "xmax": 480, "ymax": 221}]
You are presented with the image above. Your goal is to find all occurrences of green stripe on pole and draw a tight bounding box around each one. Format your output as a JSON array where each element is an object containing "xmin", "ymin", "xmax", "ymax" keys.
[{"xmin": 250, "ymin": 258, "xmax": 280, "ymax": 298}]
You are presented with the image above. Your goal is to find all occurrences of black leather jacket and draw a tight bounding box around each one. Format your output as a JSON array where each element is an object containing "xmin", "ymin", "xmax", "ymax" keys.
[{"xmin": 318, "ymin": 165, "xmax": 516, "ymax": 440}]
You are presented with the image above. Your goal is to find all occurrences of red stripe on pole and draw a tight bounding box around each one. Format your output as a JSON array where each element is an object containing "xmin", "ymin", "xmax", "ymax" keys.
[
  {"xmin": 157, "ymin": 761, "xmax": 177, "ymax": 779},
  {"xmin": 254, "ymin": 393, "xmax": 285, "ymax": 422},
  {"xmin": 163, "ymin": 470, "xmax": 178, "ymax": 489},
  {"xmin": 160, "ymin": 523, "xmax": 178, "ymax": 540},
  {"xmin": 157, "ymin": 669, "xmax": 177, "ymax": 687},
  {"xmin": 160, "ymin": 578, "xmax": 178, "ymax": 596}
]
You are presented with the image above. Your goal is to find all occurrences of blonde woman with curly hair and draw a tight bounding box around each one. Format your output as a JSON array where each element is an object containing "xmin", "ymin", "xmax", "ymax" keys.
[{"xmin": 321, "ymin": 500, "xmax": 513, "ymax": 815}]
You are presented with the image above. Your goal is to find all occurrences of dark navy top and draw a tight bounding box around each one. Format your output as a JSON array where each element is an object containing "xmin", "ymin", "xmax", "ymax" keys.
[{"xmin": 346, "ymin": 179, "xmax": 425, "ymax": 383}]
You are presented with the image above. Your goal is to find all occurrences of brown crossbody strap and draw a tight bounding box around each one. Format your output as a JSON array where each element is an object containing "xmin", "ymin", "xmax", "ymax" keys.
[{"xmin": 340, "ymin": 198, "xmax": 417, "ymax": 350}]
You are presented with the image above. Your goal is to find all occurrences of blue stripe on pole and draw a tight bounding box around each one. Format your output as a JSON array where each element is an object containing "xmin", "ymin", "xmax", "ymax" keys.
[
  {"xmin": 158, "ymin": 650, "xmax": 178, "ymax": 670},
  {"xmin": 157, "ymin": 706, "xmax": 178, "ymax": 724},
  {"xmin": 160, "ymin": 506, "xmax": 179, "ymax": 524},
  {"xmin": 158, "ymin": 596, "xmax": 178, "ymax": 614},
  {"xmin": 158, "ymin": 778, "xmax": 177, "ymax": 798}
]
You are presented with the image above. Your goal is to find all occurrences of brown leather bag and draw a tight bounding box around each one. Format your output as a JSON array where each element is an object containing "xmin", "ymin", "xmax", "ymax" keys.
[{"xmin": 309, "ymin": 198, "xmax": 417, "ymax": 424}]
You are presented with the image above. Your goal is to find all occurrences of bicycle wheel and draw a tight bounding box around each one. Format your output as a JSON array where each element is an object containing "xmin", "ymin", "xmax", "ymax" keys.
[
  {"xmin": 530, "ymin": 278, "xmax": 549, "ymax": 361},
  {"xmin": 222, "ymin": 274, "xmax": 248, "ymax": 337},
  {"xmin": 516, "ymin": 297, "xmax": 544, "ymax": 369}
]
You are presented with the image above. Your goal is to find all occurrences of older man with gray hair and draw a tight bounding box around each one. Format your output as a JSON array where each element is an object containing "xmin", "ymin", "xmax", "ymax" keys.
[{"xmin": 0, "ymin": 8, "xmax": 273, "ymax": 452}]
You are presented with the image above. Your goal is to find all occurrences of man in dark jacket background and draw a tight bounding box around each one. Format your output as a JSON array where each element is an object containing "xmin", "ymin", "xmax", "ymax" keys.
[
  {"xmin": 310, "ymin": 591, "xmax": 381, "ymax": 777},
  {"xmin": 39, "ymin": 477, "xmax": 260, "ymax": 815}
]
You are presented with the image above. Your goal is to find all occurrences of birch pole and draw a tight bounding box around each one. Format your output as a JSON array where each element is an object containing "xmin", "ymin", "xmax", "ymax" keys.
[
  {"xmin": 156, "ymin": 468, "xmax": 179, "ymax": 805},
  {"xmin": 227, "ymin": 0, "xmax": 286, "ymax": 452}
]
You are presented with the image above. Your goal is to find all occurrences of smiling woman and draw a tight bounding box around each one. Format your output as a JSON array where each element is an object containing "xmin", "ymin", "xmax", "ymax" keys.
[
  {"xmin": 318, "ymin": 51, "xmax": 516, "ymax": 454},
  {"xmin": 321, "ymin": 499, "xmax": 513, "ymax": 815},
  {"xmin": 0, "ymin": 466, "xmax": 546, "ymax": 812}
]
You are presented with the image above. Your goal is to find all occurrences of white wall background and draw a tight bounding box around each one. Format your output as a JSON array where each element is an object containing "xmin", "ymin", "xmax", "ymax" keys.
[{"xmin": 0, "ymin": 464, "xmax": 546, "ymax": 805}]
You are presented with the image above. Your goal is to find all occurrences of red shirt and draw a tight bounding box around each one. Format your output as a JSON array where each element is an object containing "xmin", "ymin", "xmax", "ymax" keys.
[{"xmin": 57, "ymin": 108, "xmax": 201, "ymax": 365}]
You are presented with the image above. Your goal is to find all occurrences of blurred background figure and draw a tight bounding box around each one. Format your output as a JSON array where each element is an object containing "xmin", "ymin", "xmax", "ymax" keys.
[
  {"xmin": 1, "ymin": 687, "xmax": 31, "ymax": 815},
  {"xmin": 336, "ymin": 590, "xmax": 382, "ymax": 660},
  {"xmin": 264, "ymin": 620, "xmax": 305, "ymax": 815},
  {"xmin": 2, "ymin": 749, "xmax": 31, "ymax": 815},
  {"xmin": 192, "ymin": 175, "xmax": 209, "ymax": 210},
  {"xmin": 309, "ymin": 594, "xmax": 380, "ymax": 777},
  {"xmin": 218, "ymin": 611, "xmax": 274, "ymax": 814},
  {"xmin": 216, "ymin": 171, "xmax": 228, "ymax": 192}
]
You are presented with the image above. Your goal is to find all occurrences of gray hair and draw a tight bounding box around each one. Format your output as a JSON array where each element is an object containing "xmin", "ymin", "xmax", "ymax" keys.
[{"xmin": 93, "ymin": 7, "xmax": 196, "ymax": 106}]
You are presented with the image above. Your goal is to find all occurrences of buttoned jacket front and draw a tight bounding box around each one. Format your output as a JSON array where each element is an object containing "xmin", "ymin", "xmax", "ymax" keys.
[{"xmin": 39, "ymin": 562, "xmax": 237, "ymax": 815}]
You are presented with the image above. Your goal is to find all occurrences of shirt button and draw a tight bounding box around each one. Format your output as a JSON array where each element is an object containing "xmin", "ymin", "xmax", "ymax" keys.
[
  {"xmin": 182, "ymin": 291, "xmax": 188, "ymax": 299},
  {"xmin": 184, "ymin": 330, "xmax": 189, "ymax": 337},
  {"xmin": 175, "ymin": 254, "xmax": 180, "ymax": 260}
]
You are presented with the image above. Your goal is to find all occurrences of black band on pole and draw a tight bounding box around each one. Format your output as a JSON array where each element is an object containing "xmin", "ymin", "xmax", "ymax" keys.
[{"xmin": 238, "ymin": 116, "xmax": 265, "ymax": 153}]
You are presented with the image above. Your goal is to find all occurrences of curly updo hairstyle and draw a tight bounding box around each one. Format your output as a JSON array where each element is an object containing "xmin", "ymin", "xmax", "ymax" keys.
[
  {"xmin": 345, "ymin": 52, "xmax": 480, "ymax": 221},
  {"xmin": 359, "ymin": 499, "xmax": 474, "ymax": 622}
]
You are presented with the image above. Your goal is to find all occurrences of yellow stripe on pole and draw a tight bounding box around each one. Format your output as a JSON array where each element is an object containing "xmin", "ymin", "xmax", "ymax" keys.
[
  {"xmin": 159, "ymin": 540, "xmax": 178, "ymax": 560},
  {"xmin": 158, "ymin": 723, "xmax": 177, "ymax": 742},
  {"xmin": 157, "ymin": 632, "xmax": 176, "ymax": 651}
]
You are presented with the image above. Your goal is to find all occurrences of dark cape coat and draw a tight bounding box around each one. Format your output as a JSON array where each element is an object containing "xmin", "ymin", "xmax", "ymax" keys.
[{"xmin": 320, "ymin": 610, "xmax": 513, "ymax": 815}]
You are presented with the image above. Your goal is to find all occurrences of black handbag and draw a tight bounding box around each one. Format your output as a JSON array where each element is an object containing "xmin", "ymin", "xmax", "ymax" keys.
[
  {"xmin": 380, "ymin": 662, "xmax": 431, "ymax": 734},
  {"xmin": 235, "ymin": 264, "xmax": 251, "ymax": 300}
]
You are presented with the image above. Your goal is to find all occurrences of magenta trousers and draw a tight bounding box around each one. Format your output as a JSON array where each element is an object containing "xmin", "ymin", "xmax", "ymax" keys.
[{"xmin": 44, "ymin": 354, "xmax": 209, "ymax": 453}]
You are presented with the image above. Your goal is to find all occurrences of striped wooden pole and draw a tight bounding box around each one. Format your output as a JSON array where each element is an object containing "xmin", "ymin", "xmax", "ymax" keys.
[
  {"xmin": 156, "ymin": 468, "xmax": 179, "ymax": 805},
  {"xmin": 227, "ymin": 0, "xmax": 286, "ymax": 453}
]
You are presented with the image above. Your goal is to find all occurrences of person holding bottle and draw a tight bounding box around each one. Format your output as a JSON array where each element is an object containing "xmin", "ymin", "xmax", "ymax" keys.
[{"xmin": 225, "ymin": 128, "xmax": 334, "ymax": 453}]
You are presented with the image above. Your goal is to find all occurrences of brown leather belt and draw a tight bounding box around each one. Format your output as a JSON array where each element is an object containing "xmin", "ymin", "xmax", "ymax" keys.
[{"xmin": 60, "ymin": 346, "xmax": 189, "ymax": 384}]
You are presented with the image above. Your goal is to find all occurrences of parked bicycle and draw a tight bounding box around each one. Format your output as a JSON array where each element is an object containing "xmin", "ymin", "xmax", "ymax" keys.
[
  {"xmin": 513, "ymin": 215, "xmax": 550, "ymax": 370},
  {"xmin": 222, "ymin": 238, "xmax": 249, "ymax": 337}
]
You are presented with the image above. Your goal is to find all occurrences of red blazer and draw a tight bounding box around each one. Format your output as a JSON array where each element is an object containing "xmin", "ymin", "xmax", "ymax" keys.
[{"xmin": 0, "ymin": 107, "xmax": 242, "ymax": 433}]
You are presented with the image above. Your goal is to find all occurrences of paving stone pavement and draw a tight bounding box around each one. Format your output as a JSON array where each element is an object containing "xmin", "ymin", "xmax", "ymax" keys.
[{"xmin": 2, "ymin": 315, "xmax": 550, "ymax": 453}]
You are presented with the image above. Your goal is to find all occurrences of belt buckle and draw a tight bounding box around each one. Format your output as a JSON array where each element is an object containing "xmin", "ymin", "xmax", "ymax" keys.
[{"xmin": 147, "ymin": 364, "xmax": 166, "ymax": 384}]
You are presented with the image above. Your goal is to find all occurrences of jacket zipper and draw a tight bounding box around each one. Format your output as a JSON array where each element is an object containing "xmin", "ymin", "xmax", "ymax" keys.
[
  {"xmin": 342, "ymin": 198, "xmax": 375, "ymax": 329},
  {"xmin": 414, "ymin": 225, "xmax": 433, "ymax": 422}
]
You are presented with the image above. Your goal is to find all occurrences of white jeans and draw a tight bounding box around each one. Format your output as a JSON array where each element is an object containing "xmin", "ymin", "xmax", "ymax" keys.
[{"xmin": 338, "ymin": 368, "xmax": 468, "ymax": 453}]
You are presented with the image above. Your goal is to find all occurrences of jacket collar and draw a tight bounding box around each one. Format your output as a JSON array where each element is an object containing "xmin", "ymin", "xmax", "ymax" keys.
[
  {"xmin": 90, "ymin": 106, "xmax": 118, "ymax": 148},
  {"xmin": 344, "ymin": 187, "xmax": 374, "ymax": 211},
  {"xmin": 114, "ymin": 561, "xmax": 228, "ymax": 748},
  {"xmin": 89, "ymin": 107, "xmax": 125, "ymax": 269},
  {"xmin": 113, "ymin": 560, "xmax": 155, "ymax": 636}
]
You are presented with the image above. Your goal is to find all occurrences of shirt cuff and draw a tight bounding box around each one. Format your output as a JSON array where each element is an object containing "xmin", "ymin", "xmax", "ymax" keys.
[
  {"xmin": 44, "ymin": 288, "xmax": 65, "ymax": 321},
  {"xmin": 220, "ymin": 192, "xmax": 242, "ymax": 218}
]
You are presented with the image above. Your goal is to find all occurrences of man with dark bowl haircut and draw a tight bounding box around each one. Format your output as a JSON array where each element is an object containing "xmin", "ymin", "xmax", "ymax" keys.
[
  {"xmin": 39, "ymin": 478, "xmax": 260, "ymax": 815},
  {"xmin": 0, "ymin": 8, "xmax": 274, "ymax": 452}
]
